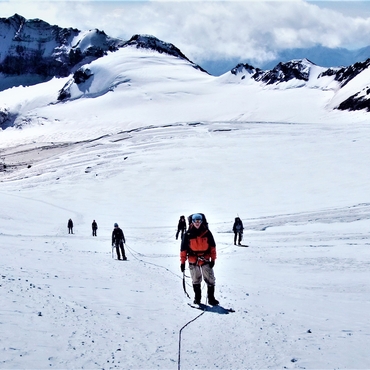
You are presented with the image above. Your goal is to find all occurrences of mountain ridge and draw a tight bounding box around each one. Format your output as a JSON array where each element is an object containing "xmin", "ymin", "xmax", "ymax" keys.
[
  {"xmin": 1, "ymin": 13, "xmax": 370, "ymax": 133},
  {"xmin": 203, "ymin": 45, "xmax": 370, "ymax": 76},
  {"xmin": 0, "ymin": 14, "xmax": 205, "ymax": 92}
]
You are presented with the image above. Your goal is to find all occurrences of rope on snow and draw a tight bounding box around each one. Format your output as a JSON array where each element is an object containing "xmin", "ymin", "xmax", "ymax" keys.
[
  {"xmin": 124, "ymin": 242, "xmax": 208, "ymax": 370},
  {"xmin": 177, "ymin": 305, "xmax": 206, "ymax": 370}
]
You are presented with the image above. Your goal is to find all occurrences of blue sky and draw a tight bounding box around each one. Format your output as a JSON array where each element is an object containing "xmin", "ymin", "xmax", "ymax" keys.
[
  {"xmin": 309, "ymin": 1, "xmax": 370, "ymax": 17},
  {"xmin": 1, "ymin": 1, "xmax": 370, "ymax": 68}
]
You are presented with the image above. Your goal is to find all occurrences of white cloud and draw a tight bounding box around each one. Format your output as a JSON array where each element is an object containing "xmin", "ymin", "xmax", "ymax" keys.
[{"xmin": 1, "ymin": 1, "xmax": 370, "ymax": 65}]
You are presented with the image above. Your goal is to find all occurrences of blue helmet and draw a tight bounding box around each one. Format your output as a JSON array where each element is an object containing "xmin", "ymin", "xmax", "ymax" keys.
[
  {"xmin": 114, "ymin": 223, "xmax": 118, "ymax": 227},
  {"xmin": 188, "ymin": 213, "xmax": 208, "ymax": 228},
  {"xmin": 192, "ymin": 213, "xmax": 203, "ymax": 222}
]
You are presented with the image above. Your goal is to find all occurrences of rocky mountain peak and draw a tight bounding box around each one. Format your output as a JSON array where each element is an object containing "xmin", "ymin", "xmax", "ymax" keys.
[
  {"xmin": 0, "ymin": 14, "xmax": 124, "ymax": 89},
  {"xmin": 320, "ymin": 58, "xmax": 370, "ymax": 87},
  {"xmin": 123, "ymin": 34, "xmax": 207, "ymax": 73},
  {"xmin": 123, "ymin": 34, "xmax": 189, "ymax": 61},
  {"xmin": 256, "ymin": 58, "xmax": 314, "ymax": 85}
]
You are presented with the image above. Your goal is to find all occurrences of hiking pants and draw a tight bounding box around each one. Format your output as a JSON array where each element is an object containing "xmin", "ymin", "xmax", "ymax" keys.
[
  {"xmin": 176, "ymin": 229, "xmax": 185, "ymax": 240},
  {"xmin": 115, "ymin": 241, "xmax": 126, "ymax": 260},
  {"xmin": 189, "ymin": 263, "xmax": 216, "ymax": 286},
  {"xmin": 234, "ymin": 232, "xmax": 242, "ymax": 244}
]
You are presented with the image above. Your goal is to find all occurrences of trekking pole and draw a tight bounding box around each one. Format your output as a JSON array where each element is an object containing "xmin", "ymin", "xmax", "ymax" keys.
[
  {"xmin": 182, "ymin": 271, "xmax": 190, "ymax": 299},
  {"xmin": 111, "ymin": 245, "xmax": 115, "ymax": 259}
]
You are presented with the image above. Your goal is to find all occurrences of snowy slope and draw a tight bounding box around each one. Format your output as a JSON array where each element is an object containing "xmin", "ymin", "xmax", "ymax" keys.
[
  {"xmin": 1, "ymin": 46, "xmax": 370, "ymax": 150},
  {"xmin": 1, "ymin": 120, "xmax": 370, "ymax": 369}
]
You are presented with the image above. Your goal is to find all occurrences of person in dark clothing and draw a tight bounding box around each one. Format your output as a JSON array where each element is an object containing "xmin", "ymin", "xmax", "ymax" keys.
[
  {"xmin": 92, "ymin": 220, "xmax": 98, "ymax": 236},
  {"xmin": 112, "ymin": 223, "xmax": 127, "ymax": 260},
  {"xmin": 176, "ymin": 215, "xmax": 187, "ymax": 240},
  {"xmin": 180, "ymin": 213, "xmax": 219, "ymax": 306},
  {"xmin": 232, "ymin": 217, "xmax": 244, "ymax": 245},
  {"xmin": 68, "ymin": 219, "xmax": 74, "ymax": 234}
]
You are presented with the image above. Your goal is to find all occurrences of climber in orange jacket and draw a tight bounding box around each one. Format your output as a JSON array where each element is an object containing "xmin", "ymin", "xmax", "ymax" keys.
[{"xmin": 180, "ymin": 213, "xmax": 219, "ymax": 306}]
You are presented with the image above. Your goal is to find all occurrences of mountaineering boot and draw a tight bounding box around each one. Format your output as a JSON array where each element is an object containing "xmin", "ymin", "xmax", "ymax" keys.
[
  {"xmin": 207, "ymin": 285, "xmax": 219, "ymax": 306},
  {"xmin": 120, "ymin": 243, "xmax": 127, "ymax": 260},
  {"xmin": 193, "ymin": 284, "xmax": 201, "ymax": 305}
]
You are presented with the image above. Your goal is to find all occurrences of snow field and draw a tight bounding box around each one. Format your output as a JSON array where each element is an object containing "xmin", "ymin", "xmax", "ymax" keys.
[{"xmin": 1, "ymin": 121, "xmax": 370, "ymax": 369}]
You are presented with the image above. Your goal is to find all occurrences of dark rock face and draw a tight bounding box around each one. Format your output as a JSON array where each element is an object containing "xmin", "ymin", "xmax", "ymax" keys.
[
  {"xmin": 0, "ymin": 110, "xmax": 16, "ymax": 129},
  {"xmin": 337, "ymin": 89, "xmax": 370, "ymax": 112},
  {"xmin": 320, "ymin": 59, "xmax": 370, "ymax": 88},
  {"xmin": 231, "ymin": 63, "xmax": 263, "ymax": 80},
  {"xmin": 231, "ymin": 63, "xmax": 257, "ymax": 75},
  {"xmin": 230, "ymin": 59, "xmax": 313, "ymax": 85},
  {"xmin": 73, "ymin": 68, "xmax": 93, "ymax": 84},
  {"xmin": 0, "ymin": 14, "xmax": 124, "ymax": 85},
  {"xmin": 0, "ymin": 14, "xmax": 78, "ymax": 77},
  {"xmin": 0, "ymin": 107, "xmax": 9, "ymax": 124},
  {"xmin": 0, "ymin": 106, "xmax": 13, "ymax": 129},
  {"xmin": 57, "ymin": 67, "xmax": 93, "ymax": 101},
  {"xmin": 256, "ymin": 60, "xmax": 312, "ymax": 85},
  {"xmin": 123, "ymin": 34, "xmax": 190, "ymax": 61},
  {"xmin": 322, "ymin": 59, "xmax": 370, "ymax": 112}
]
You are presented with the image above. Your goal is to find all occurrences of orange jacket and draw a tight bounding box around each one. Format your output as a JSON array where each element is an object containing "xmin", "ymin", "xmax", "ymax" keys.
[{"xmin": 180, "ymin": 225, "xmax": 216, "ymax": 265}]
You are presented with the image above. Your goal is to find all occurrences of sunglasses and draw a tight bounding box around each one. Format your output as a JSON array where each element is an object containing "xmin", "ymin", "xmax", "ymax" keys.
[{"xmin": 192, "ymin": 219, "xmax": 202, "ymax": 223}]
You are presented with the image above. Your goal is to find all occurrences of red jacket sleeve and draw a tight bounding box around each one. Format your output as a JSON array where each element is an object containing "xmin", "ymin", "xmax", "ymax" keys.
[
  {"xmin": 210, "ymin": 246, "xmax": 217, "ymax": 261},
  {"xmin": 180, "ymin": 250, "xmax": 187, "ymax": 264}
]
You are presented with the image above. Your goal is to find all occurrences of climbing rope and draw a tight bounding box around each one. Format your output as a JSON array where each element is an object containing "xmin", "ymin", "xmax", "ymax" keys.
[
  {"xmin": 124, "ymin": 242, "xmax": 209, "ymax": 370},
  {"xmin": 177, "ymin": 308, "xmax": 205, "ymax": 370},
  {"xmin": 177, "ymin": 275, "xmax": 209, "ymax": 370}
]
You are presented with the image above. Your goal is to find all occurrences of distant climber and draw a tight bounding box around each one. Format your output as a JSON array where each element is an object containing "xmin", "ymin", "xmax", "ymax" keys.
[
  {"xmin": 112, "ymin": 223, "xmax": 127, "ymax": 260},
  {"xmin": 176, "ymin": 215, "xmax": 187, "ymax": 240},
  {"xmin": 92, "ymin": 220, "xmax": 98, "ymax": 236},
  {"xmin": 232, "ymin": 217, "xmax": 244, "ymax": 245},
  {"xmin": 68, "ymin": 218, "xmax": 74, "ymax": 234}
]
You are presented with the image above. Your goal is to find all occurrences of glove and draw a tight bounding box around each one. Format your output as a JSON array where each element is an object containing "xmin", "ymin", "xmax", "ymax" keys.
[
  {"xmin": 209, "ymin": 260, "xmax": 215, "ymax": 268},
  {"xmin": 180, "ymin": 263, "xmax": 185, "ymax": 272}
]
